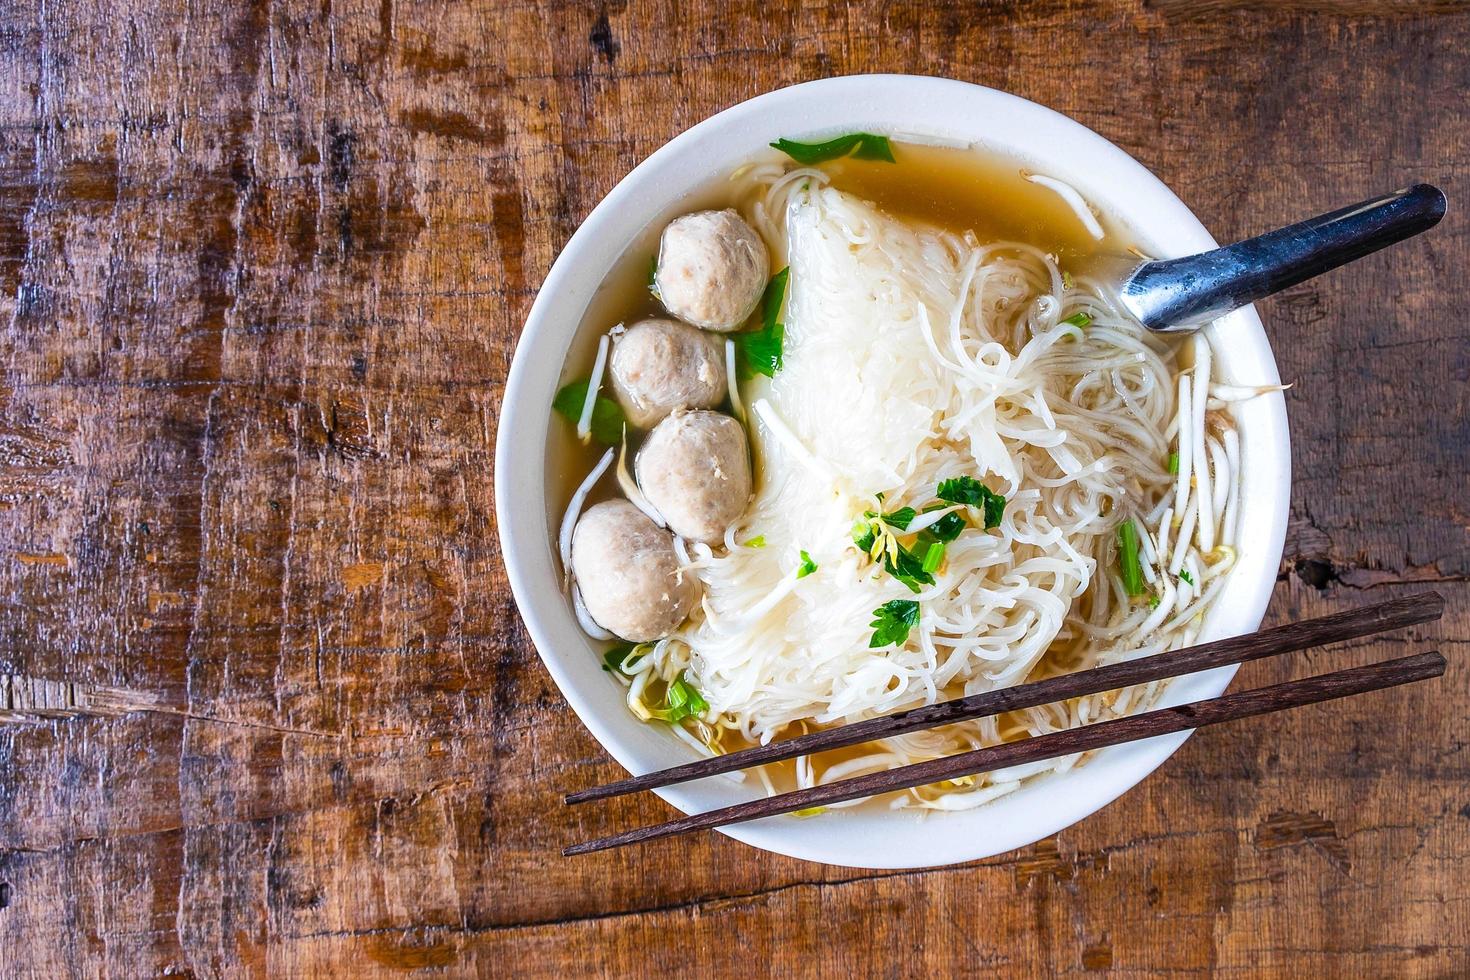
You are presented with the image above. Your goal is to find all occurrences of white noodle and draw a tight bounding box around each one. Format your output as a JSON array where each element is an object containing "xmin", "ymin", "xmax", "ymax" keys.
[
  {"xmin": 616, "ymin": 435, "xmax": 665, "ymax": 527},
  {"xmin": 557, "ymin": 447, "xmax": 614, "ymax": 577},
  {"xmin": 571, "ymin": 584, "xmax": 614, "ymax": 640},
  {"xmin": 725, "ymin": 338, "xmax": 745, "ymax": 423},
  {"xmin": 1025, "ymin": 174, "xmax": 1105, "ymax": 240},
  {"xmin": 577, "ymin": 333, "xmax": 611, "ymax": 442}
]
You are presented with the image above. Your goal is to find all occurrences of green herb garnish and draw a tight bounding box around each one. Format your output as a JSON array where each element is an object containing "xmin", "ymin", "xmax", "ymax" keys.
[
  {"xmin": 771, "ymin": 132, "xmax": 895, "ymax": 165},
  {"xmin": 654, "ymin": 671, "xmax": 709, "ymax": 724},
  {"xmin": 744, "ymin": 535, "xmax": 767, "ymax": 549},
  {"xmin": 647, "ymin": 255, "xmax": 660, "ymax": 297},
  {"xmin": 1167, "ymin": 452, "xmax": 1180, "ymax": 474},
  {"xmin": 921, "ymin": 506, "xmax": 966, "ymax": 543},
  {"xmin": 921, "ymin": 541, "xmax": 945, "ymax": 574},
  {"xmin": 1060, "ymin": 311, "xmax": 1093, "ymax": 328},
  {"xmin": 869, "ymin": 599, "xmax": 920, "ymax": 649},
  {"xmin": 797, "ymin": 550, "xmax": 818, "ymax": 579},
  {"xmin": 602, "ymin": 642, "xmax": 637, "ymax": 673},
  {"xmin": 852, "ymin": 515, "xmax": 934, "ymax": 593},
  {"xmin": 1061, "ymin": 270, "xmax": 1075, "ymax": 290},
  {"xmin": 734, "ymin": 267, "xmax": 789, "ymax": 379},
  {"xmin": 1147, "ymin": 593, "xmax": 1161, "ymax": 609},
  {"xmin": 1179, "ymin": 570, "xmax": 1195, "ymax": 586},
  {"xmin": 936, "ymin": 476, "xmax": 1006, "ymax": 529},
  {"xmin": 1116, "ymin": 520, "xmax": 1145, "ymax": 597},
  {"xmin": 552, "ymin": 378, "xmax": 626, "ymax": 446}
]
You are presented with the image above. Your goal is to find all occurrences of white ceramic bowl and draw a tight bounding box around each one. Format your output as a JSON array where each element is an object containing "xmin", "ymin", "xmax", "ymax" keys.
[{"xmin": 495, "ymin": 75, "xmax": 1290, "ymax": 869}]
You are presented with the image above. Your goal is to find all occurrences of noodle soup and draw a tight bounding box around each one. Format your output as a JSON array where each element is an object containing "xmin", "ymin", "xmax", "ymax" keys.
[{"xmin": 547, "ymin": 136, "xmax": 1270, "ymax": 809}]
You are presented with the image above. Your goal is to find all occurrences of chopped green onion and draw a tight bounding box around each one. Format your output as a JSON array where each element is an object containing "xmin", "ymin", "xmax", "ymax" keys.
[
  {"xmin": 734, "ymin": 268, "xmax": 789, "ymax": 379},
  {"xmin": 1060, "ymin": 311, "xmax": 1093, "ymax": 328},
  {"xmin": 936, "ymin": 476, "xmax": 1006, "ymax": 529},
  {"xmin": 793, "ymin": 806, "xmax": 828, "ymax": 817},
  {"xmin": 1061, "ymin": 270, "xmax": 1075, "ymax": 289},
  {"xmin": 921, "ymin": 541, "xmax": 945, "ymax": 574},
  {"xmin": 868, "ymin": 599, "xmax": 920, "ymax": 649},
  {"xmin": 1167, "ymin": 452, "xmax": 1180, "ymax": 474},
  {"xmin": 657, "ymin": 671, "xmax": 709, "ymax": 724},
  {"xmin": 770, "ymin": 132, "xmax": 895, "ymax": 165},
  {"xmin": 744, "ymin": 535, "xmax": 766, "ymax": 549},
  {"xmin": 1116, "ymin": 520, "xmax": 1145, "ymax": 597},
  {"xmin": 797, "ymin": 550, "xmax": 818, "ymax": 579},
  {"xmin": 552, "ymin": 378, "xmax": 626, "ymax": 446}
]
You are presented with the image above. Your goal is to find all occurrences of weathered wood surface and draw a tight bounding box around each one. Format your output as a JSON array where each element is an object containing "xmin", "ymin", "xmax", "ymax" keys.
[{"xmin": 0, "ymin": 0, "xmax": 1466, "ymax": 976}]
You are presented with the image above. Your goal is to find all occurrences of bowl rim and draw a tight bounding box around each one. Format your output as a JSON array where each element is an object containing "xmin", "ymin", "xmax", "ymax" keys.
[{"xmin": 494, "ymin": 73, "xmax": 1291, "ymax": 869}]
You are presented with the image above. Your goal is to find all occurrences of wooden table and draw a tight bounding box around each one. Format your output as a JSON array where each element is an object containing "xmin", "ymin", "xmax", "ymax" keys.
[{"xmin": 0, "ymin": 1, "xmax": 1466, "ymax": 975}]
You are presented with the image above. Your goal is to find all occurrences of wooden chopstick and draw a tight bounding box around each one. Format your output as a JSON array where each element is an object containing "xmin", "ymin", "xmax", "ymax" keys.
[
  {"xmin": 566, "ymin": 591, "xmax": 1444, "ymax": 805},
  {"xmin": 564, "ymin": 650, "xmax": 1446, "ymax": 855}
]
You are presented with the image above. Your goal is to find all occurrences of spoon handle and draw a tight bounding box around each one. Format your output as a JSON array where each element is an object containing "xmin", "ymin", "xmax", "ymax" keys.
[{"xmin": 1120, "ymin": 184, "xmax": 1447, "ymax": 332}]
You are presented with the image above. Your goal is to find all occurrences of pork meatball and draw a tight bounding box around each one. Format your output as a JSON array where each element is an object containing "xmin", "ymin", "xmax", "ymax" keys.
[
  {"xmin": 636, "ymin": 410, "xmax": 752, "ymax": 544},
  {"xmin": 608, "ymin": 318, "xmax": 727, "ymax": 429},
  {"xmin": 571, "ymin": 500, "xmax": 698, "ymax": 642},
  {"xmin": 654, "ymin": 210, "xmax": 769, "ymax": 332}
]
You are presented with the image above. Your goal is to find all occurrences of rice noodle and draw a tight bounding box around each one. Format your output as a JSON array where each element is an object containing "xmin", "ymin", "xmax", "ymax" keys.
[
  {"xmin": 610, "ymin": 174, "xmax": 1269, "ymax": 812},
  {"xmin": 577, "ymin": 333, "xmax": 611, "ymax": 442},
  {"xmin": 637, "ymin": 179, "xmax": 1246, "ymax": 811},
  {"xmin": 1025, "ymin": 174, "xmax": 1105, "ymax": 240},
  {"xmin": 558, "ymin": 446, "xmax": 614, "ymax": 579}
]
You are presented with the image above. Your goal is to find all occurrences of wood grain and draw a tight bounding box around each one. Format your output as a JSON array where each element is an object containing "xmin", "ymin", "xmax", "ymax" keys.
[{"xmin": 0, "ymin": 0, "xmax": 1467, "ymax": 976}]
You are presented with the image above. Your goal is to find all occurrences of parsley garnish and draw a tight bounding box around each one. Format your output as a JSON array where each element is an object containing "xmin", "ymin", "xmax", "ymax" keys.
[
  {"xmin": 936, "ymin": 476, "xmax": 1006, "ymax": 529},
  {"xmin": 922, "ymin": 506, "xmax": 966, "ymax": 543},
  {"xmin": 1179, "ymin": 570, "xmax": 1195, "ymax": 586},
  {"xmin": 1116, "ymin": 520, "xmax": 1145, "ymax": 597},
  {"xmin": 552, "ymin": 378, "xmax": 626, "ymax": 446},
  {"xmin": 1060, "ymin": 311, "xmax": 1093, "ymax": 328},
  {"xmin": 770, "ymin": 132, "xmax": 895, "ymax": 165},
  {"xmin": 869, "ymin": 599, "xmax": 920, "ymax": 649},
  {"xmin": 734, "ymin": 267, "xmax": 789, "ymax": 379},
  {"xmin": 797, "ymin": 550, "xmax": 818, "ymax": 578},
  {"xmin": 852, "ymin": 516, "xmax": 934, "ymax": 593}
]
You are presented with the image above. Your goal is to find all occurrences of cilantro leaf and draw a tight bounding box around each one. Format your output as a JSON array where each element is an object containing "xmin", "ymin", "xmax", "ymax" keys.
[
  {"xmin": 1179, "ymin": 569, "xmax": 1195, "ymax": 586},
  {"xmin": 869, "ymin": 599, "xmax": 920, "ymax": 649},
  {"xmin": 936, "ymin": 476, "xmax": 1006, "ymax": 529},
  {"xmin": 770, "ymin": 133, "xmax": 895, "ymax": 165},
  {"xmin": 734, "ymin": 268, "xmax": 789, "ymax": 379},
  {"xmin": 921, "ymin": 506, "xmax": 966, "ymax": 543},
  {"xmin": 552, "ymin": 378, "xmax": 626, "ymax": 446},
  {"xmin": 602, "ymin": 642, "xmax": 637, "ymax": 673},
  {"xmin": 797, "ymin": 550, "xmax": 817, "ymax": 579}
]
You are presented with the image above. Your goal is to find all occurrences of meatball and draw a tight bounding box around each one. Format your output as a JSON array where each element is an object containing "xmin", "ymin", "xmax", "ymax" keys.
[
  {"xmin": 571, "ymin": 500, "xmax": 698, "ymax": 643},
  {"xmin": 655, "ymin": 210, "xmax": 769, "ymax": 332},
  {"xmin": 636, "ymin": 410, "xmax": 752, "ymax": 544},
  {"xmin": 608, "ymin": 318, "xmax": 727, "ymax": 429}
]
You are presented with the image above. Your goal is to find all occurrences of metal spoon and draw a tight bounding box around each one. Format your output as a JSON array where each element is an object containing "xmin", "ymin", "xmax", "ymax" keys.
[{"xmin": 1115, "ymin": 184, "xmax": 1447, "ymax": 332}]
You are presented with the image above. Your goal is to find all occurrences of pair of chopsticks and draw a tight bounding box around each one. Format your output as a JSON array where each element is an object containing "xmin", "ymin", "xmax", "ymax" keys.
[{"xmin": 563, "ymin": 592, "xmax": 1446, "ymax": 856}]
